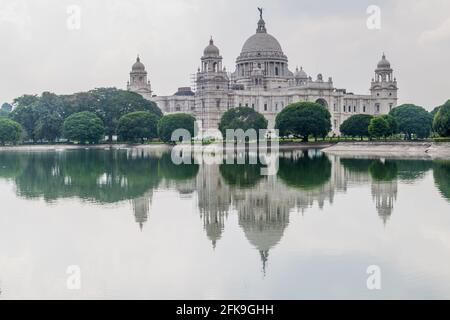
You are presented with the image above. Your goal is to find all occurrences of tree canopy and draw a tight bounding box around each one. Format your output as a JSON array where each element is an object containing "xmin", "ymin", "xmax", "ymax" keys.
[
  {"xmin": 63, "ymin": 111, "xmax": 105, "ymax": 144},
  {"xmin": 9, "ymin": 89, "xmax": 163, "ymax": 143},
  {"xmin": 389, "ymin": 104, "xmax": 433, "ymax": 139},
  {"xmin": 433, "ymin": 100, "xmax": 450, "ymax": 137},
  {"xmin": 340, "ymin": 114, "xmax": 373, "ymax": 139},
  {"xmin": 218, "ymin": 107, "xmax": 268, "ymax": 138},
  {"xmin": 158, "ymin": 113, "xmax": 196, "ymax": 143},
  {"xmin": 368, "ymin": 116, "xmax": 390, "ymax": 139},
  {"xmin": 275, "ymin": 101, "xmax": 331, "ymax": 141},
  {"xmin": 0, "ymin": 118, "xmax": 23, "ymax": 145},
  {"xmin": 117, "ymin": 111, "xmax": 159, "ymax": 143}
]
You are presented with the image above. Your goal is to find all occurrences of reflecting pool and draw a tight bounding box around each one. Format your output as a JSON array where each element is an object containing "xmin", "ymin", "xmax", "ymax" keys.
[{"xmin": 0, "ymin": 147, "xmax": 449, "ymax": 299}]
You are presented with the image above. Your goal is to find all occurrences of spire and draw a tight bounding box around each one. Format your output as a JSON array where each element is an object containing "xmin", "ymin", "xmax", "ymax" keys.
[
  {"xmin": 210, "ymin": 36, "xmax": 214, "ymax": 45},
  {"xmin": 260, "ymin": 250, "xmax": 269, "ymax": 277},
  {"xmin": 136, "ymin": 54, "xmax": 140, "ymax": 62},
  {"xmin": 256, "ymin": 7, "xmax": 267, "ymax": 33}
]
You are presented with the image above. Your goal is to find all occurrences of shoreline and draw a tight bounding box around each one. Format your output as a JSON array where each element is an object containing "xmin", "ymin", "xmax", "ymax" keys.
[
  {"xmin": 1, "ymin": 141, "xmax": 450, "ymax": 159},
  {"xmin": 322, "ymin": 141, "xmax": 450, "ymax": 159}
]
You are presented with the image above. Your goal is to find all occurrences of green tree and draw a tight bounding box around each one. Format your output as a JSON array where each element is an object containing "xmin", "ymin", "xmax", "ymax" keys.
[
  {"xmin": 158, "ymin": 113, "xmax": 196, "ymax": 143},
  {"xmin": 0, "ymin": 118, "xmax": 23, "ymax": 145},
  {"xmin": 381, "ymin": 114, "xmax": 398, "ymax": 137},
  {"xmin": 10, "ymin": 95, "xmax": 39, "ymax": 142},
  {"xmin": 368, "ymin": 116, "xmax": 390, "ymax": 139},
  {"xmin": 389, "ymin": 104, "xmax": 433, "ymax": 139},
  {"xmin": 63, "ymin": 112, "xmax": 105, "ymax": 144},
  {"xmin": 433, "ymin": 100, "xmax": 450, "ymax": 137},
  {"xmin": 33, "ymin": 92, "xmax": 65, "ymax": 142},
  {"xmin": 1, "ymin": 103, "xmax": 12, "ymax": 117},
  {"xmin": 1, "ymin": 103, "xmax": 12, "ymax": 112},
  {"xmin": 83, "ymin": 88, "xmax": 163, "ymax": 141},
  {"xmin": 218, "ymin": 107, "xmax": 268, "ymax": 139},
  {"xmin": 117, "ymin": 111, "xmax": 159, "ymax": 143},
  {"xmin": 340, "ymin": 114, "xmax": 373, "ymax": 139},
  {"xmin": 275, "ymin": 102, "xmax": 331, "ymax": 142}
]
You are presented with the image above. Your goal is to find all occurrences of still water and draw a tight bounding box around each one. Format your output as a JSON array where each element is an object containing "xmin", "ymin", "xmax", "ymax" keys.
[{"xmin": 0, "ymin": 147, "xmax": 449, "ymax": 299}]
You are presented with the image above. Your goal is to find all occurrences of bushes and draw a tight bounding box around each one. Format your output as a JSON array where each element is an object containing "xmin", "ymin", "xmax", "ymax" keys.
[
  {"xmin": 340, "ymin": 114, "xmax": 373, "ymax": 139},
  {"xmin": 63, "ymin": 112, "xmax": 105, "ymax": 144},
  {"xmin": 433, "ymin": 100, "xmax": 450, "ymax": 137},
  {"xmin": 369, "ymin": 116, "xmax": 390, "ymax": 139},
  {"xmin": 390, "ymin": 104, "xmax": 433, "ymax": 139},
  {"xmin": 218, "ymin": 107, "xmax": 267, "ymax": 138},
  {"xmin": 117, "ymin": 111, "xmax": 159, "ymax": 143},
  {"xmin": 275, "ymin": 102, "xmax": 331, "ymax": 141},
  {"xmin": 0, "ymin": 118, "xmax": 24, "ymax": 145},
  {"xmin": 158, "ymin": 113, "xmax": 196, "ymax": 143}
]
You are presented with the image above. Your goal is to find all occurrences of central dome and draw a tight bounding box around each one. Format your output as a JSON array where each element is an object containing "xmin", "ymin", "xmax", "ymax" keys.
[{"xmin": 241, "ymin": 32, "xmax": 283, "ymax": 55}]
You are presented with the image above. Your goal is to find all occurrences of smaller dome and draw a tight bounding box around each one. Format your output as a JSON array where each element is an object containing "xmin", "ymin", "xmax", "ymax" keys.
[
  {"xmin": 377, "ymin": 53, "xmax": 391, "ymax": 69},
  {"xmin": 204, "ymin": 38, "xmax": 220, "ymax": 56},
  {"xmin": 295, "ymin": 66, "xmax": 308, "ymax": 79},
  {"xmin": 132, "ymin": 56, "xmax": 146, "ymax": 71}
]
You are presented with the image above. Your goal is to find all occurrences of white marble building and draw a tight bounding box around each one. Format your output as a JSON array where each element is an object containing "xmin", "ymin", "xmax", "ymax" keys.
[{"xmin": 127, "ymin": 10, "xmax": 398, "ymax": 135}]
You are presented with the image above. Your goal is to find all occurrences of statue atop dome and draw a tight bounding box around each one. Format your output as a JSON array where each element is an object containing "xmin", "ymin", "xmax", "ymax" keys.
[{"xmin": 258, "ymin": 7, "xmax": 263, "ymax": 20}]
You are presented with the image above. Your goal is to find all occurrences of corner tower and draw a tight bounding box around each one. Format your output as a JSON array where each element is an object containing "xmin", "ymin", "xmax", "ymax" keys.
[
  {"xmin": 127, "ymin": 56, "xmax": 152, "ymax": 99},
  {"xmin": 370, "ymin": 53, "xmax": 398, "ymax": 114},
  {"xmin": 195, "ymin": 38, "xmax": 230, "ymax": 132}
]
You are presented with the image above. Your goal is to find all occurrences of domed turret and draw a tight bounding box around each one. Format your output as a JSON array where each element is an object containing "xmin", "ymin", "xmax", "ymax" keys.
[
  {"xmin": 127, "ymin": 55, "xmax": 152, "ymax": 99},
  {"xmin": 204, "ymin": 38, "xmax": 220, "ymax": 57},
  {"xmin": 294, "ymin": 66, "xmax": 308, "ymax": 79},
  {"xmin": 132, "ymin": 56, "xmax": 146, "ymax": 71},
  {"xmin": 377, "ymin": 53, "xmax": 391, "ymax": 70}
]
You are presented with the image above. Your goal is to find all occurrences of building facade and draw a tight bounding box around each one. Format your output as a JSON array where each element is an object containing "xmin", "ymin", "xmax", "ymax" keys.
[{"xmin": 127, "ymin": 10, "xmax": 398, "ymax": 136}]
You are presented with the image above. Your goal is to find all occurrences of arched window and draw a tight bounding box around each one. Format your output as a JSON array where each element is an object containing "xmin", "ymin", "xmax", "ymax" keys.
[{"xmin": 275, "ymin": 67, "xmax": 279, "ymax": 76}]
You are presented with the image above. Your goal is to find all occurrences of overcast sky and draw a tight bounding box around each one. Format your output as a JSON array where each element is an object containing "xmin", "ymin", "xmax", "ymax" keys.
[{"xmin": 1, "ymin": 0, "xmax": 449, "ymax": 110}]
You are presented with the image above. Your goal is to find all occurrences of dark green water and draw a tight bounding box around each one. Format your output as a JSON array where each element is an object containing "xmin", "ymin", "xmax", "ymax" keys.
[{"xmin": 0, "ymin": 147, "xmax": 449, "ymax": 299}]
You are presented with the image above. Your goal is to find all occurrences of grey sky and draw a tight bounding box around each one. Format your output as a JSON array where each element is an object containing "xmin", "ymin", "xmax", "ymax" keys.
[{"xmin": 0, "ymin": 0, "xmax": 449, "ymax": 110}]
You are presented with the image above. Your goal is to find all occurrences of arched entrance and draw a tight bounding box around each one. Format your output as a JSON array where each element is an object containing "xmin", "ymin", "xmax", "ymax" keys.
[{"xmin": 315, "ymin": 98, "xmax": 328, "ymax": 108}]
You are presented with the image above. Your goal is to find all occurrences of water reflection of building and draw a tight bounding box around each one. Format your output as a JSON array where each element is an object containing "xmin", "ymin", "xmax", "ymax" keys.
[
  {"xmin": 197, "ymin": 164, "xmax": 231, "ymax": 248},
  {"xmin": 131, "ymin": 191, "xmax": 153, "ymax": 230},
  {"xmin": 371, "ymin": 181, "xmax": 398, "ymax": 224}
]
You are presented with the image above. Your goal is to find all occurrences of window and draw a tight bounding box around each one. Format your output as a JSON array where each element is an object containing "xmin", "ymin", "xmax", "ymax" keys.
[
  {"xmin": 389, "ymin": 103, "xmax": 393, "ymax": 111},
  {"xmin": 363, "ymin": 106, "xmax": 366, "ymax": 112},
  {"xmin": 216, "ymin": 100, "xmax": 221, "ymax": 109},
  {"xmin": 376, "ymin": 104, "xmax": 380, "ymax": 113},
  {"xmin": 239, "ymin": 103, "xmax": 242, "ymax": 107},
  {"xmin": 175, "ymin": 105, "xmax": 181, "ymax": 112},
  {"xmin": 334, "ymin": 104, "xmax": 337, "ymax": 112},
  {"xmin": 264, "ymin": 104, "xmax": 268, "ymax": 111},
  {"xmin": 275, "ymin": 67, "xmax": 279, "ymax": 76},
  {"xmin": 343, "ymin": 106, "xmax": 346, "ymax": 112},
  {"xmin": 353, "ymin": 106, "xmax": 356, "ymax": 112},
  {"xmin": 245, "ymin": 103, "xmax": 248, "ymax": 107},
  {"xmin": 252, "ymin": 104, "xmax": 255, "ymax": 109}
]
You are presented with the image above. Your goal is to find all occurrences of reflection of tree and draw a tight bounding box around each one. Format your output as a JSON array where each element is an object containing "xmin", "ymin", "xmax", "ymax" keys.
[
  {"xmin": 159, "ymin": 153, "xmax": 199, "ymax": 182},
  {"xmin": 277, "ymin": 151, "xmax": 331, "ymax": 190},
  {"xmin": 369, "ymin": 161, "xmax": 398, "ymax": 182},
  {"xmin": 396, "ymin": 160, "xmax": 432, "ymax": 182},
  {"xmin": 219, "ymin": 162, "xmax": 264, "ymax": 189},
  {"xmin": 0, "ymin": 149, "xmax": 200, "ymax": 228},
  {"xmin": 433, "ymin": 161, "xmax": 450, "ymax": 202},
  {"xmin": 341, "ymin": 158, "xmax": 373, "ymax": 173}
]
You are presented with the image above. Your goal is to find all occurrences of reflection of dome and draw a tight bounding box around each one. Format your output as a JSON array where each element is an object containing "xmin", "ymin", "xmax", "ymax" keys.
[
  {"xmin": 132, "ymin": 56, "xmax": 146, "ymax": 71},
  {"xmin": 204, "ymin": 38, "xmax": 220, "ymax": 56},
  {"xmin": 377, "ymin": 53, "xmax": 391, "ymax": 69}
]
